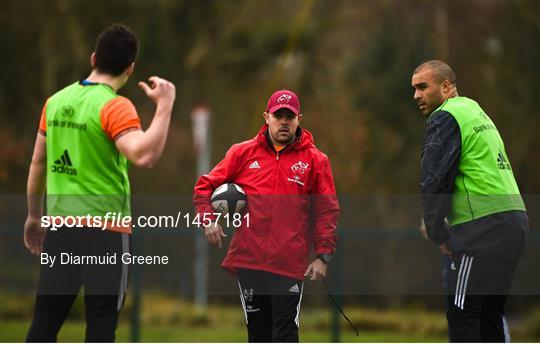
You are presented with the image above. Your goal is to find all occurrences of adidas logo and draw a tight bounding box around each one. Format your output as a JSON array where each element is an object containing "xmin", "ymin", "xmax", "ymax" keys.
[
  {"xmin": 497, "ymin": 150, "xmax": 511, "ymax": 170},
  {"xmin": 289, "ymin": 284, "xmax": 300, "ymax": 294},
  {"xmin": 249, "ymin": 160, "xmax": 260, "ymax": 169},
  {"xmin": 51, "ymin": 149, "xmax": 77, "ymax": 175}
]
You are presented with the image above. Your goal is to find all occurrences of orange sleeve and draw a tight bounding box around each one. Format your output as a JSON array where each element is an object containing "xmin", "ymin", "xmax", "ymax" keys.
[
  {"xmin": 100, "ymin": 96, "xmax": 142, "ymax": 140},
  {"xmin": 38, "ymin": 99, "xmax": 48, "ymax": 135}
]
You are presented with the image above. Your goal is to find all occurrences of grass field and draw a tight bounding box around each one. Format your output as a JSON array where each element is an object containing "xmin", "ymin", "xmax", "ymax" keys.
[
  {"xmin": 1, "ymin": 294, "xmax": 538, "ymax": 342},
  {"xmin": 0, "ymin": 320, "xmax": 447, "ymax": 342}
]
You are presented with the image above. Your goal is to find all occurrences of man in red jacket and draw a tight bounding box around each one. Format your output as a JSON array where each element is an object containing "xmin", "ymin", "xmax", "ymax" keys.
[{"xmin": 193, "ymin": 89, "xmax": 339, "ymax": 342}]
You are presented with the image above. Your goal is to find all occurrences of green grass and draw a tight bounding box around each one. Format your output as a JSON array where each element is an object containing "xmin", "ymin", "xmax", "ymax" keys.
[
  {"xmin": 0, "ymin": 320, "xmax": 447, "ymax": 342},
  {"xmin": 0, "ymin": 294, "xmax": 448, "ymax": 342},
  {"xmin": 2, "ymin": 294, "xmax": 538, "ymax": 342}
]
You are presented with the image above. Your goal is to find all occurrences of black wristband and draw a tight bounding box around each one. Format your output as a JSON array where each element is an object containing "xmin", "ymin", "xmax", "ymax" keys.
[{"xmin": 317, "ymin": 253, "xmax": 332, "ymax": 265}]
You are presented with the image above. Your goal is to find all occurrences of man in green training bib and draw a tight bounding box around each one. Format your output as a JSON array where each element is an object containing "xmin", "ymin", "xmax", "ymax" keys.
[
  {"xmin": 24, "ymin": 24, "xmax": 175, "ymax": 341},
  {"xmin": 412, "ymin": 60, "xmax": 528, "ymax": 342}
]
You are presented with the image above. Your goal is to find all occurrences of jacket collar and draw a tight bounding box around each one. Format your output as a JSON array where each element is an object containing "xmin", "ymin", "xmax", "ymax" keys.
[{"xmin": 255, "ymin": 124, "xmax": 315, "ymax": 152}]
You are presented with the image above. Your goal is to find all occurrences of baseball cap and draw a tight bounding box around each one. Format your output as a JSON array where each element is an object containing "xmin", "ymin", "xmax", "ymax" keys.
[{"xmin": 265, "ymin": 89, "xmax": 301, "ymax": 116}]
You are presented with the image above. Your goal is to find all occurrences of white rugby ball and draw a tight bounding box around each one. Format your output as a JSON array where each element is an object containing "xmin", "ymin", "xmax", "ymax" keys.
[{"xmin": 211, "ymin": 183, "xmax": 247, "ymax": 216}]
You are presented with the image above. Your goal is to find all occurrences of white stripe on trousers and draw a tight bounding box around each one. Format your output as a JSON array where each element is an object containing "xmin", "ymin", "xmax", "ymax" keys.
[
  {"xmin": 454, "ymin": 255, "xmax": 474, "ymax": 310},
  {"xmin": 503, "ymin": 316, "xmax": 511, "ymax": 343},
  {"xmin": 237, "ymin": 280, "xmax": 248, "ymax": 324},
  {"xmin": 117, "ymin": 233, "xmax": 129, "ymax": 311},
  {"xmin": 460, "ymin": 257, "xmax": 474, "ymax": 309},
  {"xmin": 454, "ymin": 255, "xmax": 467, "ymax": 308},
  {"xmin": 294, "ymin": 282, "xmax": 304, "ymax": 327}
]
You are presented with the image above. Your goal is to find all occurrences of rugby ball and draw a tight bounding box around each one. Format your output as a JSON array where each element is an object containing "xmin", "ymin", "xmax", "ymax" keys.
[{"xmin": 211, "ymin": 183, "xmax": 247, "ymax": 216}]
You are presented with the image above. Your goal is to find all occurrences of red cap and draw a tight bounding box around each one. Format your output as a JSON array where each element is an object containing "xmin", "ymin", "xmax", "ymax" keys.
[{"xmin": 265, "ymin": 89, "xmax": 301, "ymax": 116}]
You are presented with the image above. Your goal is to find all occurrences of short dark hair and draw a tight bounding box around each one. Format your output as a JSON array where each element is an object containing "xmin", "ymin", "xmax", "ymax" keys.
[
  {"xmin": 94, "ymin": 24, "xmax": 139, "ymax": 76},
  {"xmin": 414, "ymin": 60, "xmax": 456, "ymax": 85}
]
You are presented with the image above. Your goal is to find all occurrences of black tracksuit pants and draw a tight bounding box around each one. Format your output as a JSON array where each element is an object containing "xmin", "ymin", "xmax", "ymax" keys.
[
  {"xmin": 446, "ymin": 255, "xmax": 519, "ymax": 342},
  {"xmin": 26, "ymin": 228, "xmax": 130, "ymax": 342},
  {"xmin": 237, "ymin": 269, "xmax": 304, "ymax": 342},
  {"xmin": 445, "ymin": 211, "xmax": 528, "ymax": 342}
]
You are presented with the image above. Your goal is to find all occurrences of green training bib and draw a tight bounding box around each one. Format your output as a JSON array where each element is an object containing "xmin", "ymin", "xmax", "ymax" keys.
[
  {"xmin": 432, "ymin": 97, "xmax": 525, "ymax": 225},
  {"xmin": 44, "ymin": 82, "xmax": 131, "ymax": 217}
]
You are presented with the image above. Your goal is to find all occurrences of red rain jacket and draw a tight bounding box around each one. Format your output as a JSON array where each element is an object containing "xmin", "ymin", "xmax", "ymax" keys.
[{"xmin": 193, "ymin": 125, "xmax": 339, "ymax": 280}]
